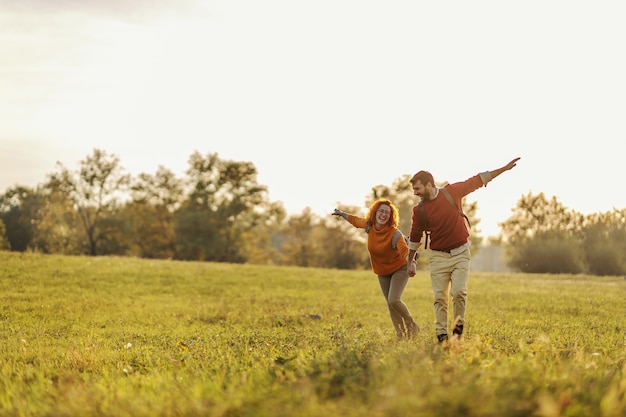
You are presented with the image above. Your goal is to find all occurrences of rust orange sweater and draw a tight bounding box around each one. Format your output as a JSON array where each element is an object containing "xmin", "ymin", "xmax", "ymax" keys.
[
  {"xmin": 346, "ymin": 215, "xmax": 409, "ymax": 276},
  {"xmin": 409, "ymin": 174, "xmax": 484, "ymax": 252}
]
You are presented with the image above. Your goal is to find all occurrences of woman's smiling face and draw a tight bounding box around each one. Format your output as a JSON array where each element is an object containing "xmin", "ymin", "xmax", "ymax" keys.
[{"xmin": 376, "ymin": 204, "xmax": 391, "ymax": 226}]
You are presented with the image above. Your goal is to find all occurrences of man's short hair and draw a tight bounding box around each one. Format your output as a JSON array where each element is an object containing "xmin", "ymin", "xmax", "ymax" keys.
[{"xmin": 410, "ymin": 170, "xmax": 434, "ymax": 187}]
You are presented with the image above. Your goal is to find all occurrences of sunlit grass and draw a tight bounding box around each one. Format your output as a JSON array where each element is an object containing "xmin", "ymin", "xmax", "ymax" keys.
[{"xmin": 0, "ymin": 252, "xmax": 624, "ymax": 416}]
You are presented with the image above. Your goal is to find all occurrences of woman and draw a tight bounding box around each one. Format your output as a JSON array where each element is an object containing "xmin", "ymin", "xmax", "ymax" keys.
[{"xmin": 333, "ymin": 198, "xmax": 419, "ymax": 340}]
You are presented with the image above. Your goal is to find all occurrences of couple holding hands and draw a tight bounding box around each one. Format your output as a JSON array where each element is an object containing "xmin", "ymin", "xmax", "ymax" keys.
[{"xmin": 333, "ymin": 158, "xmax": 520, "ymax": 343}]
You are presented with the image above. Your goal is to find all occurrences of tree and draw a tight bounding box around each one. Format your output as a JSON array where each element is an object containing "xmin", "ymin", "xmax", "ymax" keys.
[
  {"xmin": 32, "ymin": 185, "xmax": 84, "ymax": 254},
  {"xmin": 174, "ymin": 151, "xmax": 272, "ymax": 263},
  {"xmin": 241, "ymin": 201, "xmax": 287, "ymax": 265},
  {"xmin": 508, "ymin": 230, "xmax": 587, "ymax": 274},
  {"xmin": 499, "ymin": 192, "xmax": 585, "ymax": 273},
  {"xmin": 582, "ymin": 209, "xmax": 626, "ymax": 276},
  {"xmin": 499, "ymin": 192, "xmax": 584, "ymax": 245},
  {"xmin": 45, "ymin": 149, "xmax": 130, "ymax": 256},
  {"xmin": 0, "ymin": 186, "xmax": 46, "ymax": 252},
  {"xmin": 317, "ymin": 205, "xmax": 370, "ymax": 270},
  {"xmin": 0, "ymin": 219, "xmax": 10, "ymax": 250},
  {"xmin": 278, "ymin": 208, "xmax": 321, "ymax": 267},
  {"xmin": 126, "ymin": 166, "xmax": 185, "ymax": 259}
]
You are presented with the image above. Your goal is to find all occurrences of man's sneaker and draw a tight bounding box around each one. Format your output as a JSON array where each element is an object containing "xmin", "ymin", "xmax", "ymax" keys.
[
  {"xmin": 452, "ymin": 324, "xmax": 463, "ymax": 338},
  {"xmin": 437, "ymin": 333, "xmax": 448, "ymax": 343}
]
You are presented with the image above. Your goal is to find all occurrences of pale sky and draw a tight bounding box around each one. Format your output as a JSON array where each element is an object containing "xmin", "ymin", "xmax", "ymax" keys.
[{"xmin": 1, "ymin": 0, "xmax": 625, "ymax": 238}]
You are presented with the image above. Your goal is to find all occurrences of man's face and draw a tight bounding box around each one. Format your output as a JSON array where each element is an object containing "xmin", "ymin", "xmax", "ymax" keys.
[{"xmin": 412, "ymin": 180, "xmax": 428, "ymax": 200}]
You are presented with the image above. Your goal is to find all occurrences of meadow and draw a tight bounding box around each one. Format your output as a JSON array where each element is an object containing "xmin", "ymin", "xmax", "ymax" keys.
[{"xmin": 0, "ymin": 251, "xmax": 624, "ymax": 417}]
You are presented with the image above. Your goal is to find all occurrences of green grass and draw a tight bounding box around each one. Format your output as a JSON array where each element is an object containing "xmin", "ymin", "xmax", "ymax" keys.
[{"xmin": 1, "ymin": 251, "xmax": 624, "ymax": 417}]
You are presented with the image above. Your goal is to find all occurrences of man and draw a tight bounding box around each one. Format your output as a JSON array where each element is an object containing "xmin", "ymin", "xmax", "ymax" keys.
[{"xmin": 407, "ymin": 158, "xmax": 520, "ymax": 344}]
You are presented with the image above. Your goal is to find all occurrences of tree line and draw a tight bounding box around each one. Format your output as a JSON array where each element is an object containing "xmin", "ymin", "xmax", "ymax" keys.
[{"xmin": 1, "ymin": 149, "xmax": 625, "ymax": 276}]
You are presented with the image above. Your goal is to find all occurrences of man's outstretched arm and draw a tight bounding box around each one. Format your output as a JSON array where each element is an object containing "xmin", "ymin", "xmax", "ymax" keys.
[{"xmin": 480, "ymin": 157, "xmax": 521, "ymax": 185}]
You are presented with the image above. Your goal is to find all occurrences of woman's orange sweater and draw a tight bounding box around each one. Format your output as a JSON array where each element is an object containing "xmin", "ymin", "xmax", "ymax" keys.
[{"xmin": 346, "ymin": 215, "xmax": 409, "ymax": 276}]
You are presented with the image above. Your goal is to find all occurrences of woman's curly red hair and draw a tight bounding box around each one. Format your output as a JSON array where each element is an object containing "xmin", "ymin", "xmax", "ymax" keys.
[{"xmin": 366, "ymin": 198, "xmax": 399, "ymax": 228}]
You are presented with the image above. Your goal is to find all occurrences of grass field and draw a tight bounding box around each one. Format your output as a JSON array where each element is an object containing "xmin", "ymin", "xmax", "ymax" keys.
[{"xmin": 1, "ymin": 251, "xmax": 624, "ymax": 417}]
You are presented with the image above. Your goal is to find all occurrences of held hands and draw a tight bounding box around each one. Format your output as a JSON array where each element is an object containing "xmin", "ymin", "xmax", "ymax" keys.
[
  {"xmin": 407, "ymin": 252, "xmax": 419, "ymax": 277},
  {"xmin": 407, "ymin": 260, "xmax": 417, "ymax": 277}
]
